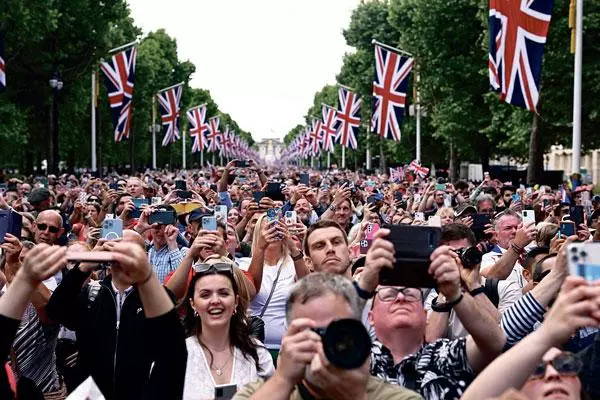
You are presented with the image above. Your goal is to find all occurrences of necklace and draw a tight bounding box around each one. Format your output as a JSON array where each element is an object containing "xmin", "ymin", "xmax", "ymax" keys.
[{"xmin": 212, "ymin": 353, "xmax": 232, "ymax": 376}]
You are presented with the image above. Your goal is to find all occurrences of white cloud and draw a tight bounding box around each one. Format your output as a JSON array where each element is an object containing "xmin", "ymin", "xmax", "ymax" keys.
[{"xmin": 126, "ymin": 0, "xmax": 359, "ymax": 141}]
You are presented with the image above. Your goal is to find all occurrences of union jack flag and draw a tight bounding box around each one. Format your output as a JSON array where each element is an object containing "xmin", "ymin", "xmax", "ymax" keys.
[
  {"xmin": 301, "ymin": 128, "xmax": 312, "ymax": 159},
  {"xmin": 221, "ymin": 127, "xmax": 234, "ymax": 157},
  {"xmin": 489, "ymin": 0, "xmax": 554, "ymax": 112},
  {"xmin": 336, "ymin": 87, "xmax": 361, "ymax": 149},
  {"xmin": 408, "ymin": 160, "xmax": 429, "ymax": 180},
  {"xmin": 207, "ymin": 116, "xmax": 221, "ymax": 153},
  {"xmin": 0, "ymin": 29, "xmax": 5, "ymax": 93},
  {"xmin": 321, "ymin": 105, "xmax": 337, "ymax": 153},
  {"xmin": 371, "ymin": 44, "xmax": 413, "ymax": 142},
  {"xmin": 389, "ymin": 167, "xmax": 406, "ymax": 183},
  {"xmin": 100, "ymin": 46, "xmax": 137, "ymax": 142},
  {"xmin": 309, "ymin": 119, "xmax": 323, "ymax": 156},
  {"xmin": 157, "ymin": 84, "xmax": 183, "ymax": 146},
  {"xmin": 186, "ymin": 104, "xmax": 209, "ymax": 153}
]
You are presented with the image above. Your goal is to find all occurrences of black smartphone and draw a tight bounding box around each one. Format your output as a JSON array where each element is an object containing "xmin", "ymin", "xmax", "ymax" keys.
[
  {"xmin": 569, "ymin": 205, "xmax": 584, "ymax": 229},
  {"xmin": 300, "ymin": 173, "xmax": 310, "ymax": 186},
  {"xmin": 210, "ymin": 184, "xmax": 218, "ymax": 192},
  {"xmin": 379, "ymin": 225, "xmax": 441, "ymax": 288},
  {"xmin": 178, "ymin": 190, "xmax": 193, "ymax": 200},
  {"xmin": 175, "ymin": 180, "xmax": 187, "ymax": 191},
  {"xmin": 253, "ymin": 191, "xmax": 265, "ymax": 203},
  {"xmin": 215, "ymin": 384, "xmax": 237, "ymax": 400},
  {"xmin": 130, "ymin": 198, "xmax": 150, "ymax": 219},
  {"xmin": 560, "ymin": 221, "xmax": 576, "ymax": 237},
  {"xmin": 0, "ymin": 209, "xmax": 23, "ymax": 244},
  {"xmin": 472, "ymin": 213, "xmax": 491, "ymax": 230},
  {"xmin": 109, "ymin": 182, "xmax": 119, "ymax": 191},
  {"xmin": 395, "ymin": 192, "xmax": 403, "ymax": 201},
  {"xmin": 148, "ymin": 211, "xmax": 176, "ymax": 226},
  {"xmin": 265, "ymin": 182, "xmax": 285, "ymax": 201},
  {"xmin": 234, "ymin": 160, "xmax": 247, "ymax": 168}
]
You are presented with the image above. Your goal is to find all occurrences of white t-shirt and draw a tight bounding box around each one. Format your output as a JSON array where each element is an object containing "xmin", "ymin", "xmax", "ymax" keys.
[
  {"xmin": 248, "ymin": 256, "xmax": 296, "ymax": 349},
  {"xmin": 183, "ymin": 336, "xmax": 274, "ymax": 400},
  {"xmin": 481, "ymin": 246, "xmax": 525, "ymax": 289}
]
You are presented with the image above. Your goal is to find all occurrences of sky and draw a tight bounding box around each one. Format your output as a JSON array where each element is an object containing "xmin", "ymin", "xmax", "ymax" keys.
[{"xmin": 126, "ymin": 0, "xmax": 361, "ymax": 142}]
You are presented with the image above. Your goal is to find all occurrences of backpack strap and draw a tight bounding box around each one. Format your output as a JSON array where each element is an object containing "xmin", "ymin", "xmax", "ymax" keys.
[{"xmin": 484, "ymin": 278, "xmax": 500, "ymax": 308}]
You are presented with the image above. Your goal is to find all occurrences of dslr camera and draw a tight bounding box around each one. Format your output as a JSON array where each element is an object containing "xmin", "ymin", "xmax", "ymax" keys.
[
  {"xmin": 311, "ymin": 319, "xmax": 371, "ymax": 369},
  {"xmin": 454, "ymin": 246, "xmax": 483, "ymax": 269}
]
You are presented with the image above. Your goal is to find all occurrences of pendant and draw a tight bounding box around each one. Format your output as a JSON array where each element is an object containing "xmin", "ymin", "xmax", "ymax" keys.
[{"xmin": 215, "ymin": 369, "xmax": 222, "ymax": 376}]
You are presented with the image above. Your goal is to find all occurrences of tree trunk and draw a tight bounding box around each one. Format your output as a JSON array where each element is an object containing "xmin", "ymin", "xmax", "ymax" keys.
[
  {"xmin": 130, "ymin": 121, "xmax": 136, "ymax": 174},
  {"xmin": 449, "ymin": 138, "xmax": 458, "ymax": 182},
  {"xmin": 480, "ymin": 136, "xmax": 491, "ymax": 173},
  {"xmin": 526, "ymin": 112, "xmax": 543, "ymax": 184},
  {"xmin": 379, "ymin": 137, "xmax": 386, "ymax": 173}
]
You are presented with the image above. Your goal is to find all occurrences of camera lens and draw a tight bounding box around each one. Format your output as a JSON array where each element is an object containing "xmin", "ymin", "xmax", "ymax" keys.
[{"xmin": 320, "ymin": 319, "xmax": 371, "ymax": 370}]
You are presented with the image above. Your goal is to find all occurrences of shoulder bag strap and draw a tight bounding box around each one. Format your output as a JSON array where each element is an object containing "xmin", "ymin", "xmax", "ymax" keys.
[{"xmin": 259, "ymin": 262, "xmax": 284, "ymax": 318}]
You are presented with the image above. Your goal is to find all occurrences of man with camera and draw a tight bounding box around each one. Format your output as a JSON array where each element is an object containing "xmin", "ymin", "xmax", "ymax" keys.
[
  {"xmin": 358, "ymin": 228, "xmax": 506, "ymax": 400},
  {"xmin": 235, "ymin": 273, "xmax": 422, "ymax": 400},
  {"xmin": 424, "ymin": 223, "xmax": 521, "ymax": 341}
]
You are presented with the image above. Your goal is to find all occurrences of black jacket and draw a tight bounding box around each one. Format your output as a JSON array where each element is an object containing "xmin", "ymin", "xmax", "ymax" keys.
[{"xmin": 46, "ymin": 267, "xmax": 186, "ymax": 400}]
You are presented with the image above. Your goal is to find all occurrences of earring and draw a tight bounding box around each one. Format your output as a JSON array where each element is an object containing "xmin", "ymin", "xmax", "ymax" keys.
[{"xmin": 194, "ymin": 310, "xmax": 199, "ymax": 317}]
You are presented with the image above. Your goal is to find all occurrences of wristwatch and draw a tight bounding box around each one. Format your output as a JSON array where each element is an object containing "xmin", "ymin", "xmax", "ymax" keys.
[
  {"xmin": 469, "ymin": 287, "xmax": 486, "ymax": 297},
  {"xmin": 329, "ymin": 204, "xmax": 337, "ymax": 212},
  {"xmin": 291, "ymin": 251, "xmax": 304, "ymax": 262},
  {"xmin": 431, "ymin": 293, "xmax": 464, "ymax": 312}
]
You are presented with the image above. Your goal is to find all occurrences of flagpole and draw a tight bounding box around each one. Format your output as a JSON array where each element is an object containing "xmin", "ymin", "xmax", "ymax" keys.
[
  {"xmin": 182, "ymin": 126, "xmax": 187, "ymax": 169},
  {"xmin": 108, "ymin": 39, "xmax": 138, "ymax": 54},
  {"xmin": 157, "ymin": 82, "xmax": 184, "ymax": 93},
  {"xmin": 342, "ymin": 146, "xmax": 346, "ymax": 169},
  {"xmin": 371, "ymin": 39, "xmax": 413, "ymax": 57},
  {"xmin": 91, "ymin": 71, "xmax": 97, "ymax": 173},
  {"xmin": 152, "ymin": 95, "xmax": 157, "ymax": 170},
  {"xmin": 200, "ymin": 149, "xmax": 204, "ymax": 168},
  {"xmin": 571, "ymin": 0, "xmax": 583, "ymax": 174},
  {"xmin": 327, "ymin": 152, "xmax": 331, "ymax": 169},
  {"xmin": 365, "ymin": 122, "xmax": 372, "ymax": 170},
  {"xmin": 415, "ymin": 69, "xmax": 421, "ymax": 163}
]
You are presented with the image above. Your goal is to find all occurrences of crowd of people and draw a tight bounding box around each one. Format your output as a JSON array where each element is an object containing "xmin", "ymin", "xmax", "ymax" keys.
[{"xmin": 0, "ymin": 161, "xmax": 600, "ymax": 400}]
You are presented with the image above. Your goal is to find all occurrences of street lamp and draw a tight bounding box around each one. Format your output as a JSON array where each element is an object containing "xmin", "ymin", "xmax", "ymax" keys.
[{"xmin": 48, "ymin": 69, "xmax": 63, "ymax": 174}]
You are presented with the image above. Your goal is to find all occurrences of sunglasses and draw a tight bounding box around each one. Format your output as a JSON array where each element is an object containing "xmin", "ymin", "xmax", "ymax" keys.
[
  {"xmin": 530, "ymin": 352, "xmax": 582, "ymax": 380},
  {"xmin": 37, "ymin": 223, "xmax": 61, "ymax": 234},
  {"xmin": 194, "ymin": 263, "xmax": 233, "ymax": 274}
]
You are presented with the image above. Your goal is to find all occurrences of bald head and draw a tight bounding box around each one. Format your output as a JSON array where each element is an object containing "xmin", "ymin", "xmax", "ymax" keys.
[
  {"xmin": 122, "ymin": 229, "xmax": 145, "ymax": 249},
  {"xmin": 35, "ymin": 210, "xmax": 64, "ymax": 245}
]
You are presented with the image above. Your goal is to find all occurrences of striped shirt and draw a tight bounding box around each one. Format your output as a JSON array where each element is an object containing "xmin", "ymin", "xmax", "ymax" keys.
[
  {"xmin": 148, "ymin": 245, "xmax": 188, "ymax": 284},
  {"xmin": 500, "ymin": 292, "xmax": 546, "ymax": 347}
]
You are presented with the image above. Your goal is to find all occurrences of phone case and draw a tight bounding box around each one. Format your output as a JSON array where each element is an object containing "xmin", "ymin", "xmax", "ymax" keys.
[
  {"xmin": 567, "ymin": 243, "xmax": 600, "ymax": 281},
  {"xmin": 102, "ymin": 219, "xmax": 123, "ymax": 240},
  {"xmin": 202, "ymin": 217, "xmax": 217, "ymax": 231}
]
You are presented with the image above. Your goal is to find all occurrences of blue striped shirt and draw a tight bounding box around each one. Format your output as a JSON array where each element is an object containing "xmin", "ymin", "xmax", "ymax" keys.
[{"xmin": 148, "ymin": 245, "xmax": 188, "ymax": 284}]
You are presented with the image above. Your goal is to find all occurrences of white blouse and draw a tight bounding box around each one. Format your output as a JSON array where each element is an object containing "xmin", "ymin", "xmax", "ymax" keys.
[{"xmin": 183, "ymin": 336, "xmax": 274, "ymax": 400}]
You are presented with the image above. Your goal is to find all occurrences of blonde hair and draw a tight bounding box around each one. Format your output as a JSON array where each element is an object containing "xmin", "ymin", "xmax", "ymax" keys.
[
  {"xmin": 536, "ymin": 222, "xmax": 559, "ymax": 248},
  {"xmin": 435, "ymin": 207, "xmax": 455, "ymax": 219}
]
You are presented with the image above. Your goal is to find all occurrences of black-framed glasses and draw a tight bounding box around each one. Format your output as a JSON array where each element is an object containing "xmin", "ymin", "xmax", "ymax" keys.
[
  {"xmin": 530, "ymin": 352, "xmax": 582, "ymax": 380},
  {"xmin": 376, "ymin": 287, "xmax": 422, "ymax": 303},
  {"xmin": 37, "ymin": 223, "xmax": 60, "ymax": 234},
  {"xmin": 193, "ymin": 263, "xmax": 233, "ymax": 274}
]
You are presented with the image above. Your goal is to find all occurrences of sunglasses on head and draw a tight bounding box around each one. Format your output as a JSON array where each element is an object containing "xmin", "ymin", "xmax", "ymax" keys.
[
  {"xmin": 37, "ymin": 223, "xmax": 60, "ymax": 234},
  {"xmin": 194, "ymin": 263, "xmax": 233, "ymax": 274},
  {"xmin": 530, "ymin": 352, "xmax": 582, "ymax": 380}
]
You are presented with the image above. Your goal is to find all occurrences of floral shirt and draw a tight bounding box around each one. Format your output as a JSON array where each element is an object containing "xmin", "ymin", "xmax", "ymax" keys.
[{"xmin": 370, "ymin": 338, "xmax": 474, "ymax": 400}]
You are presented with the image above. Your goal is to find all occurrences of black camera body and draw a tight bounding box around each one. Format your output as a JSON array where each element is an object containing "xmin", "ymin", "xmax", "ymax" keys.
[
  {"xmin": 455, "ymin": 246, "xmax": 483, "ymax": 269},
  {"xmin": 312, "ymin": 319, "xmax": 371, "ymax": 370}
]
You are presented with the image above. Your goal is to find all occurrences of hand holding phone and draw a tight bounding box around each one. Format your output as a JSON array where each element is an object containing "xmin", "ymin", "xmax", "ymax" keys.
[{"xmin": 202, "ymin": 216, "xmax": 217, "ymax": 231}]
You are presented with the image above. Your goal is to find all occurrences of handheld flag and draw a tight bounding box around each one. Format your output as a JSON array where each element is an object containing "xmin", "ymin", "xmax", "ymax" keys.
[
  {"xmin": 408, "ymin": 160, "xmax": 429, "ymax": 180},
  {"xmin": 336, "ymin": 87, "xmax": 360, "ymax": 149},
  {"xmin": 100, "ymin": 46, "xmax": 137, "ymax": 142},
  {"xmin": 489, "ymin": 0, "xmax": 554, "ymax": 112},
  {"xmin": 186, "ymin": 104, "xmax": 209, "ymax": 153},
  {"xmin": 371, "ymin": 43, "xmax": 413, "ymax": 142},
  {"xmin": 157, "ymin": 83, "xmax": 183, "ymax": 146}
]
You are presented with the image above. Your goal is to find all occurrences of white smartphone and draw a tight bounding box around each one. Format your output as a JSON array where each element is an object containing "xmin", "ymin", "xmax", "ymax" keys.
[
  {"xmin": 151, "ymin": 197, "xmax": 162, "ymax": 205},
  {"xmin": 567, "ymin": 242, "xmax": 600, "ymax": 281},
  {"xmin": 428, "ymin": 215, "xmax": 441, "ymax": 227},
  {"xmin": 521, "ymin": 210, "xmax": 536, "ymax": 226},
  {"xmin": 415, "ymin": 212, "xmax": 425, "ymax": 221},
  {"xmin": 284, "ymin": 211, "xmax": 297, "ymax": 225},
  {"xmin": 214, "ymin": 205, "xmax": 228, "ymax": 222}
]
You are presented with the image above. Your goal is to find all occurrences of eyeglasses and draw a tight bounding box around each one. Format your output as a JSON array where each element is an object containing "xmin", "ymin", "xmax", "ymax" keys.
[
  {"xmin": 194, "ymin": 262, "xmax": 233, "ymax": 274},
  {"xmin": 37, "ymin": 223, "xmax": 60, "ymax": 234},
  {"xmin": 376, "ymin": 287, "xmax": 422, "ymax": 303},
  {"xmin": 530, "ymin": 352, "xmax": 582, "ymax": 380}
]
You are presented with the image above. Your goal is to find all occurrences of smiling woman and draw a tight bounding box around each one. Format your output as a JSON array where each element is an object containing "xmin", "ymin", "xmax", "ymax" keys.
[{"xmin": 182, "ymin": 259, "xmax": 274, "ymax": 400}]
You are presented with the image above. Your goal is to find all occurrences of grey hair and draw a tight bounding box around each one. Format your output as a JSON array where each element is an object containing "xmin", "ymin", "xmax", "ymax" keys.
[
  {"xmin": 285, "ymin": 272, "xmax": 362, "ymax": 322},
  {"xmin": 493, "ymin": 209, "xmax": 522, "ymax": 230},
  {"xmin": 475, "ymin": 194, "xmax": 496, "ymax": 208}
]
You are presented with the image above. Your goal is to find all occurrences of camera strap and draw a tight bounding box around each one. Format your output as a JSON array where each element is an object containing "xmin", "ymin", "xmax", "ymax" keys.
[
  {"xmin": 259, "ymin": 261, "xmax": 284, "ymax": 318},
  {"xmin": 296, "ymin": 383, "xmax": 317, "ymax": 400}
]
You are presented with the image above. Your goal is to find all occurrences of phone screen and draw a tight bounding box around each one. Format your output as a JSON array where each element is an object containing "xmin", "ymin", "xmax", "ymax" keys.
[{"xmin": 560, "ymin": 222, "xmax": 576, "ymax": 237}]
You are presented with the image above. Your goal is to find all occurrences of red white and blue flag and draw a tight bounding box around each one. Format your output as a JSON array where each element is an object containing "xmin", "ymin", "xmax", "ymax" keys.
[
  {"xmin": 207, "ymin": 116, "xmax": 221, "ymax": 153},
  {"xmin": 0, "ymin": 30, "xmax": 5, "ymax": 93},
  {"xmin": 389, "ymin": 167, "xmax": 405, "ymax": 183},
  {"xmin": 408, "ymin": 160, "xmax": 430, "ymax": 180},
  {"xmin": 336, "ymin": 87, "xmax": 360, "ymax": 149},
  {"xmin": 186, "ymin": 104, "xmax": 209, "ymax": 153},
  {"xmin": 309, "ymin": 119, "xmax": 323, "ymax": 157},
  {"xmin": 221, "ymin": 127, "xmax": 234, "ymax": 157},
  {"xmin": 100, "ymin": 46, "xmax": 137, "ymax": 142},
  {"xmin": 371, "ymin": 44, "xmax": 413, "ymax": 143},
  {"xmin": 157, "ymin": 84, "xmax": 183, "ymax": 146},
  {"xmin": 321, "ymin": 105, "xmax": 338, "ymax": 153},
  {"xmin": 489, "ymin": 0, "xmax": 553, "ymax": 112}
]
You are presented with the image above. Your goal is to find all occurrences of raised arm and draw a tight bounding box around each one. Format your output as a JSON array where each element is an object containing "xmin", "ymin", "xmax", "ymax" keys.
[{"xmin": 480, "ymin": 222, "xmax": 535, "ymax": 279}]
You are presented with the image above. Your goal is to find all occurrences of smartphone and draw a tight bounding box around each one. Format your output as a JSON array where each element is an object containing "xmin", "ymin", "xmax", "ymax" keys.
[
  {"xmin": 202, "ymin": 216, "xmax": 217, "ymax": 231},
  {"xmin": 238, "ymin": 176, "xmax": 247, "ymax": 183},
  {"xmin": 428, "ymin": 215, "xmax": 442, "ymax": 227},
  {"xmin": 252, "ymin": 191, "xmax": 265, "ymax": 203},
  {"xmin": 300, "ymin": 173, "xmax": 310, "ymax": 186},
  {"xmin": 569, "ymin": 205, "xmax": 584, "ymax": 228},
  {"xmin": 0, "ymin": 209, "xmax": 23, "ymax": 244},
  {"xmin": 234, "ymin": 160, "xmax": 247, "ymax": 168},
  {"xmin": 414, "ymin": 212, "xmax": 425, "ymax": 221},
  {"xmin": 512, "ymin": 193, "xmax": 521, "ymax": 202},
  {"xmin": 148, "ymin": 211, "xmax": 176, "ymax": 226},
  {"xmin": 266, "ymin": 208, "xmax": 282, "ymax": 222},
  {"xmin": 265, "ymin": 182, "xmax": 285, "ymax": 201},
  {"xmin": 395, "ymin": 192, "xmax": 403, "ymax": 201},
  {"xmin": 215, "ymin": 383, "xmax": 237, "ymax": 400},
  {"xmin": 379, "ymin": 225, "xmax": 441, "ymax": 288},
  {"xmin": 66, "ymin": 252, "xmax": 115, "ymax": 263},
  {"xmin": 559, "ymin": 221, "xmax": 576, "ymax": 237},
  {"xmin": 435, "ymin": 184, "xmax": 446, "ymax": 191},
  {"xmin": 102, "ymin": 218, "xmax": 123, "ymax": 240},
  {"xmin": 131, "ymin": 198, "xmax": 149, "ymax": 219},
  {"xmin": 567, "ymin": 243, "xmax": 600, "ymax": 281},
  {"xmin": 210, "ymin": 184, "xmax": 218, "ymax": 192},
  {"xmin": 109, "ymin": 182, "xmax": 119, "ymax": 191},
  {"xmin": 151, "ymin": 197, "xmax": 162, "ymax": 205},
  {"xmin": 175, "ymin": 180, "xmax": 187, "ymax": 191},
  {"xmin": 178, "ymin": 190, "xmax": 193, "ymax": 200},
  {"xmin": 521, "ymin": 210, "xmax": 536, "ymax": 226},
  {"xmin": 214, "ymin": 205, "xmax": 228, "ymax": 222},
  {"xmin": 542, "ymin": 199, "xmax": 551, "ymax": 208},
  {"xmin": 366, "ymin": 223, "xmax": 380, "ymax": 240},
  {"xmin": 359, "ymin": 239, "xmax": 372, "ymax": 255},
  {"xmin": 443, "ymin": 194, "xmax": 452, "ymax": 208},
  {"xmin": 284, "ymin": 211, "xmax": 297, "ymax": 225}
]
